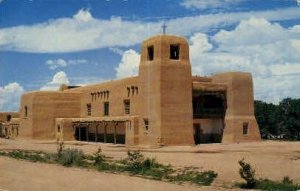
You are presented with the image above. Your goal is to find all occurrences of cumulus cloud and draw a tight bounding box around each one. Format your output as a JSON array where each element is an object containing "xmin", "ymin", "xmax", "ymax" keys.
[
  {"xmin": 46, "ymin": 58, "xmax": 87, "ymax": 70},
  {"xmin": 0, "ymin": 82, "xmax": 24, "ymax": 111},
  {"xmin": 40, "ymin": 71, "xmax": 70, "ymax": 91},
  {"xmin": 115, "ymin": 49, "xmax": 140, "ymax": 79},
  {"xmin": 1, "ymin": 7, "xmax": 300, "ymax": 53},
  {"xmin": 181, "ymin": 0, "xmax": 245, "ymax": 9},
  {"xmin": 73, "ymin": 8, "xmax": 93, "ymax": 22},
  {"xmin": 189, "ymin": 17, "xmax": 300, "ymax": 103}
]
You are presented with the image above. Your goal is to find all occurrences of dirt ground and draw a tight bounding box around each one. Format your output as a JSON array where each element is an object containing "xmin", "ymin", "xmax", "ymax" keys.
[{"xmin": 1, "ymin": 139, "xmax": 300, "ymax": 191}]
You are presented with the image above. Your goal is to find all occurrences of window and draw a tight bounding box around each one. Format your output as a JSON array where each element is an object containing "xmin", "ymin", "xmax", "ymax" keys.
[
  {"xmin": 24, "ymin": 106, "xmax": 28, "ymax": 117},
  {"xmin": 104, "ymin": 102, "xmax": 109, "ymax": 116},
  {"xmin": 243, "ymin": 122, "xmax": 249, "ymax": 135},
  {"xmin": 147, "ymin": 46, "xmax": 154, "ymax": 61},
  {"xmin": 6, "ymin": 115, "xmax": 12, "ymax": 122},
  {"xmin": 144, "ymin": 119, "xmax": 149, "ymax": 131},
  {"xmin": 124, "ymin": 100, "xmax": 130, "ymax": 114},
  {"xmin": 87, "ymin": 104, "xmax": 91, "ymax": 116},
  {"xmin": 57, "ymin": 125, "xmax": 61, "ymax": 133},
  {"xmin": 170, "ymin": 44, "xmax": 180, "ymax": 60}
]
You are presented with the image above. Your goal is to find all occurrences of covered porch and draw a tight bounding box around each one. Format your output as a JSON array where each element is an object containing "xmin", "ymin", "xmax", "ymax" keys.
[{"xmin": 55, "ymin": 116, "xmax": 139, "ymax": 145}]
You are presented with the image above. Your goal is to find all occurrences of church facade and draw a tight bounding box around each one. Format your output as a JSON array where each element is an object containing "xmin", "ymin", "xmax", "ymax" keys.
[{"xmin": 3, "ymin": 35, "xmax": 261, "ymax": 147}]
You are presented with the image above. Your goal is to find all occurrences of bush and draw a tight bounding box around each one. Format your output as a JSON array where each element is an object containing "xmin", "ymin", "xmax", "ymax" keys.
[
  {"xmin": 256, "ymin": 177, "xmax": 300, "ymax": 191},
  {"xmin": 237, "ymin": 159, "xmax": 300, "ymax": 190},
  {"xmin": 238, "ymin": 158, "xmax": 256, "ymax": 188},
  {"xmin": 93, "ymin": 147, "xmax": 105, "ymax": 165},
  {"xmin": 125, "ymin": 150, "xmax": 144, "ymax": 171},
  {"xmin": 58, "ymin": 148, "xmax": 85, "ymax": 167}
]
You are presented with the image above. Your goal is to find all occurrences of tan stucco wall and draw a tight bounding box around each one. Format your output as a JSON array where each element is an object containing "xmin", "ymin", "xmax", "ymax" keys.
[
  {"xmin": 20, "ymin": 92, "xmax": 81, "ymax": 140},
  {"xmin": 0, "ymin": 112, "xmax": 19, "ymax": 122},
  {"xmin": 212, "ymin": 72, "xmax": 261, "ymax": 143}
]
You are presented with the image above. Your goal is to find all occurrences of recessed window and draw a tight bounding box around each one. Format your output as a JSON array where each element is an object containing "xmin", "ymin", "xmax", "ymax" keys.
[
  {"xmin": 144, "ymin": 119, "xmax": 149, "ymax": 131},
  {"xmin": 170, "ymin": 44, "xmax": 180, "ymax": 60},
  {"xmin": 6, "ymin": 115, "xmax": 12, "ymax": 122},
  {"xmin": 104, "ymin": 102, "xmax": 109, "ymax": 116},
  {"xmin": 147, "ymin": 46, "xmax": 154, "ymax": 61},
  {"xmin": 57, "ymin": 125, "xmax": 61, "ymax": 133},
  {"xmin": 243, "ymin": 122, "xmax": 249, "ymax": 135},
  {"xmin": 24, "ymin": 106, "xmax": 28, "ymax": 117},
  {"xmin": 87, "ymin": 104, "xmax": 91, "ymax": 116},
  {"xmin": 124, "ymin": 100, "xmax": 130, "ymax": 115}
]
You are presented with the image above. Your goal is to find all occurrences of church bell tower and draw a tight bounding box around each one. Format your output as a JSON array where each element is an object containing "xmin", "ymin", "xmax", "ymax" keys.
[{"xmin": 138, "ymin": 35, "xmax": 194, "ymax": 146}]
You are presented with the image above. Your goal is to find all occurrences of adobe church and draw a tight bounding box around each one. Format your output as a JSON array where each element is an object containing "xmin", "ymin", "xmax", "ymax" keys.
[{"xmin": 1, "ymin": 35, "xmax": 261, "ymax": 147}]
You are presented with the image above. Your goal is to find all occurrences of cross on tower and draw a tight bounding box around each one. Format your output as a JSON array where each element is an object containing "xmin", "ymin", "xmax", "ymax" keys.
[{"xmin": 161, "ymin": 22, "xmax": 167, "ymax": 34}]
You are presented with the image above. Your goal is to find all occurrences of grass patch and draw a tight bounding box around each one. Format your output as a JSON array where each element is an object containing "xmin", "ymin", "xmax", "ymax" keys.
[{"xmin": 0, "ymin": 150, "xmax": 48, "ymax": 163}]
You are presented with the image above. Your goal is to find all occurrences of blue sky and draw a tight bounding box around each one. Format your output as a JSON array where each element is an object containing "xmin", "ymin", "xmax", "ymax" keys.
[{"xmin": 1, "ymin": 0, "xmax": 300, "ymax": 111}]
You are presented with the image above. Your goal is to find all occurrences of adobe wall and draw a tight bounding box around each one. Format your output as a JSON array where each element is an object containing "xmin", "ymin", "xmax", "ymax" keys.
[
  {"xmin": 19, "ymin": 93, "xmax": 34, "ymax": 138},
  {"xmin": 20, "ymin": 91, "xmax": 81, "ymax": 140},
  {"xmin": 193, "ymin": 118, "xmax": 223, "ymax": 134},
  {"xmin": 212, "ymin": 72, "xmax": 261, "ymax": 143},
  {"xmin": 0, "ymin": 112, "xmax": 19, "ymax": 122},
  {"xmin": 65, "ymin": 77, "xmax": 140, "ymax": 117}
]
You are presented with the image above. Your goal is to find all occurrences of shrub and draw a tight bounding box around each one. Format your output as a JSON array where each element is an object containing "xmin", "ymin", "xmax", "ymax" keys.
[
  {"xmin": 238, "ymin": 158, "xmax": 256, "ymax": 188},
  {"xmin": 58, "ymin": 148, "xmax": 84, "ymax": 167},
  {"xmin": 256, "ymin": 177, "xmax": 300, "ymax": 191},
  {"xmin": 125, "ymin": 150, "xmax": 145, "ymax": 171},
  {"xmin": 93, "ymin": 147, "xmax": 105, "ymax": 165}
]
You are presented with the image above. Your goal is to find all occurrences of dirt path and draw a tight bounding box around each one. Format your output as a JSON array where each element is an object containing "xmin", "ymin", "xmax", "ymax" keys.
[
  {"xmin": 1, "ymin": 139, "xmax": 300, "ymax": 190},
  {"xmin": 0, "ymin": 157, "xmax": 233, "ymax": 191}
]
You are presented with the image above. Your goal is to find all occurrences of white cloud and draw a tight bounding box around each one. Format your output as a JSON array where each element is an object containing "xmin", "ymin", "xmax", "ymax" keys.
[
  {"xmin": 40, "ymin": 71, "xmax": 70, "ymax": 91},
  {"xmin": 115, "ymin": 49, "xmax": 140, "ymax": 79},
  {"xmin": 46, "ymin": 58, "xmax": 87, "ymax": 70},
  {"xmin": 0, "ymin": 82, "xmax": 24, "ymax": 112},
  {"xmin": 189, "ymin": 17, "xmax": 300, "ymax": 103},
  {"xmin": 73, "ymin": 8, "xmax": 93, "ymax": 22},
  {"xmin": 1, "ymin": 7, "xmax": 300, "ymax": 53},
  {"xmin": 181, "ymin": 0, "xmax": 245, "ymax": 9},
  {"xmin": 109, "ymin": 47, "xmax": 125, "ymax": 55}
]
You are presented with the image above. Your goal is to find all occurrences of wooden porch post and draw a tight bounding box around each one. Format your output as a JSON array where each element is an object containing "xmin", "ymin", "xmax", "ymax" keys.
[
  {"xmin": 113, "ymin": 122, "xmax": 118, "ymax": 144},
  {"xmin": 86, "ymin": 124, "xmax": 89, "ymax": 142},
  {"xmin": 78, "ymin": 126, "xmax": 81, "ymax": 141},
  {"xmin": 95, "ymin": 124, "xmax": 98, "ymax": 142},
  {"xmin": 104, "ymin": 122, "xmax": 107, "ymax": 143}
]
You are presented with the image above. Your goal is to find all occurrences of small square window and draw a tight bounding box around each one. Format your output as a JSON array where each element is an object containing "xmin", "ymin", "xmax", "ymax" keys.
[
  {"xmin": 170, "ymin": 44, "xmax": 180, "ymax": 60},
  {"xmin": 243, "ymin": 122, "xmax": 249, "ymax": 135},
  {"xmin": 144, "ymin": 119, "xmax": 149, "ymax": 131},
  {"xmin": 147, "ymin": 46, "xmax": 154, "ymax": 61}
]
